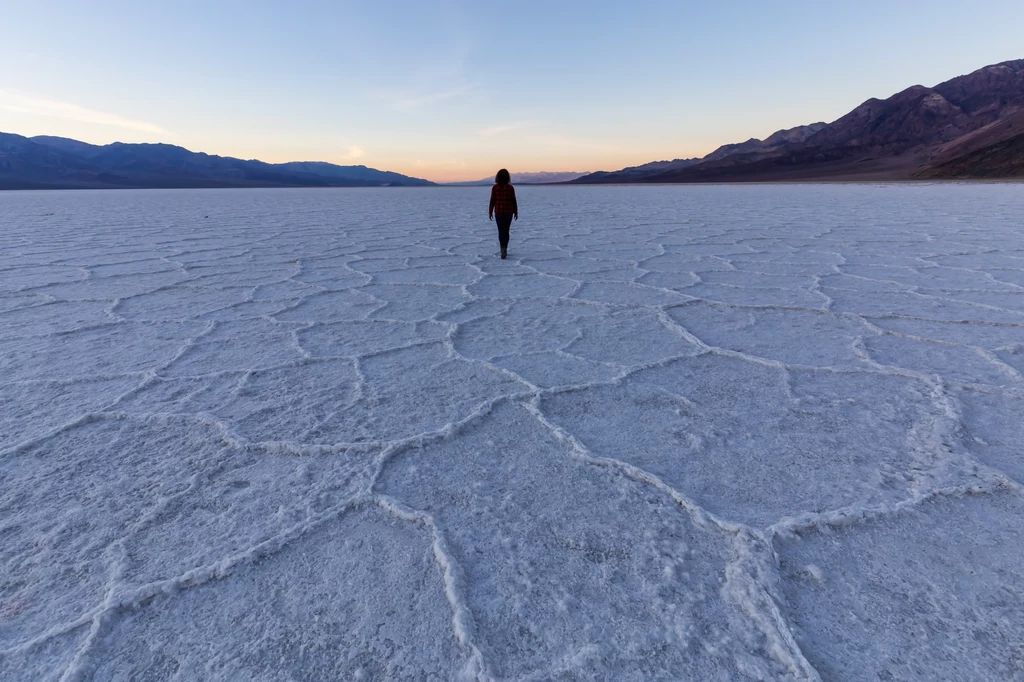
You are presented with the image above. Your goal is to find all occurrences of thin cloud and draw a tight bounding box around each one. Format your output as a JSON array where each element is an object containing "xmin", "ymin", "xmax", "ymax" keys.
[
  {"xmin": 341, "ymin": 145, "xmax": 365, "ymax": 160},
  {"xmin": 528, "ymin": 133, "xmax": 624, "ymax": 153},
  {"xmin": 478, "ymin": 121, "xmax": 533, "ymax": 137},
  {"xmin": 374, "ymin": 83, "xmax": 478, "ymax": 113},
  {"xmin": 0, "ymin": 90, "xmax": 170, "ymax": 136}
]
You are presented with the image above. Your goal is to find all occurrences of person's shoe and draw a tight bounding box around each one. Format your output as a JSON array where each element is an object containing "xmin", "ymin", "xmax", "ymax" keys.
[{"xmin": 501, "ymin": 249, "xmax": 507, "ymax": 259}]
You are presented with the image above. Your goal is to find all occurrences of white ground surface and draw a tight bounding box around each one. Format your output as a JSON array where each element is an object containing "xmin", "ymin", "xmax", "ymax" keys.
[{"xmin": 1, "ymin": 185, "xmax": 1023, "ymax": 681}]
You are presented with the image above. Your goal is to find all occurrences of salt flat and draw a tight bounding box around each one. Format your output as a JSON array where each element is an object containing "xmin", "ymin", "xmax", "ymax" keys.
[{"xmin": 1, "ymin": 184, "xmax": 1023, "ymax": 681}]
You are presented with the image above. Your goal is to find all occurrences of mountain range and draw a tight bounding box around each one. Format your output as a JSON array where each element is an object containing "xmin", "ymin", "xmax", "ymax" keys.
[
  {"xmin": 0, "ymin": 134, "xmax": 433, "ymax": 189},
  {"xmin": 4, "ymin": 58, "xmax": 1021, "ymax": 190},
  {"xmin": 574, "ymin": 59, "xmax": 1024, "ymax": 183},
  {"xmin": 446, "ymin": 171, "xmax": 590, "ymax": 186}
]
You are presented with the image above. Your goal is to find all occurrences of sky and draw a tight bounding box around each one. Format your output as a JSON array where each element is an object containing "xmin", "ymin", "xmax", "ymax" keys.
[{"xmin": 2, "ymin": 1, "xmax": 1023, "ymax": 182}]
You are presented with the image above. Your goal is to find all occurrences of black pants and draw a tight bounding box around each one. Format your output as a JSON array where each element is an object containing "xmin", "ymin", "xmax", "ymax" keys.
[{"xmin": 495, "ymin": 214, "xmax": 512, "ymax": 251}]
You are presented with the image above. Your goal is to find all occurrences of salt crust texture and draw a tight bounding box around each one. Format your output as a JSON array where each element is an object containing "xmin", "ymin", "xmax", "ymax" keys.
[{"xmin": 1, "ymin": 185, "xmax": 1023, "ymax": 680}]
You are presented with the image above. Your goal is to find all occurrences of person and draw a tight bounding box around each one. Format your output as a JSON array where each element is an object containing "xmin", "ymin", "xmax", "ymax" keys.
[{"xmin": 488, "ymin": 168, "xmax": 518, "ymax": 259}]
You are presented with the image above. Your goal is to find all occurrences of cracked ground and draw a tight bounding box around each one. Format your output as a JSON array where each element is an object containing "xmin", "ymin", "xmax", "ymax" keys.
[{"xmin": 2, "ymin": 184, "xmax": 1023, "ymax": 681}]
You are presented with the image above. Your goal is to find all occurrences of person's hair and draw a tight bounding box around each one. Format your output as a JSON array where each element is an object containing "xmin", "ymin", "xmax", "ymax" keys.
[{"xmin": 495, "ymin": 168, "xmax": 511, "ymax": 185}]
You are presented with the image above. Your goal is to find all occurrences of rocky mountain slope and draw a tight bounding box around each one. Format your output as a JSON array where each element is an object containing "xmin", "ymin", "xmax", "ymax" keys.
[
  {"xmin": 917, "ymin": 108, "xmax": 1024, "ymax": 178},
  {"xmin": 574, "ymin": 59, "xmax": 1024, "ymax": 183},
  {"xmin": 699, "ymin": 123, "xmax": 827, "ymax": 164}
]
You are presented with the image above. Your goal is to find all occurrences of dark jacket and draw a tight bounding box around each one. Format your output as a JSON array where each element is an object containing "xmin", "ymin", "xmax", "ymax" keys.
[{"xmin": 489, "ymin": 184, "xmax": 518, "ymax": 215}]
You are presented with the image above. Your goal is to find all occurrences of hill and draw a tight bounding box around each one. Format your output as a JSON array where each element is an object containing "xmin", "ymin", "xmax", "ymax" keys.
[{"xmin": 0, "ymin": 134, "xmax": 434, "ymax": 189}]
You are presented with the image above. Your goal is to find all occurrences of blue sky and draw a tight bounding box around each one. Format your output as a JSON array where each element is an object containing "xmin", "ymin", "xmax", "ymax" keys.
[{"xmin": 2, "ymin": 0, "xmax": 1022, "ymax": 181}]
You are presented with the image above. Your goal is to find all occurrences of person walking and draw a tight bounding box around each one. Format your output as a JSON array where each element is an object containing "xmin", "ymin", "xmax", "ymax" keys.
[{"xmin": 488, "ymin": 168, "xmax": 518, "ymax": 259}]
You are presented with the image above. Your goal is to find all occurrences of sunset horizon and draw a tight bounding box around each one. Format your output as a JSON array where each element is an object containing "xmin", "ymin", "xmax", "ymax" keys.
[{"xmin": 4, "ymin": 1, "xmax": 1023, "ymax": 182}]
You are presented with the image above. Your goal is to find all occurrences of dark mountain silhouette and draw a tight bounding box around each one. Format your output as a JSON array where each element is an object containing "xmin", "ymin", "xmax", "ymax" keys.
[
  {"xmin": 574, "ymin": 59, "xmax": 1024, "ymax": 183},
  {"xmin": 0, "ymin": 134, "xmax": 434, "ymax": 189},
  {"xmin": 0, "ymin": 134, "xmax": 103, "ymax": 189},
  {"xmin": 31, "ymin": 136, "xmax": 106, "ymax": 157}
]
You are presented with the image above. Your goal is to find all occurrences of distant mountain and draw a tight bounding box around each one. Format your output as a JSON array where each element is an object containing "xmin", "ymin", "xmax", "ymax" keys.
[
  {"xmin": 699, "ymin": 123, "xmax": 827, "ymax": 163},
  {"xmin": 576, "ymin": 158, "xmax": 701, "ymax": 184},
  {"xmin": 0, "ymin": 134, "xmax": 434, "ymax": 189},
  {"xmin": 447, "ymin": 171, "xmax": 590, "ymax": 186},
  {"xmin": 574, "ymin": 59, "xmax": 1024, "ymax": 183}
]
